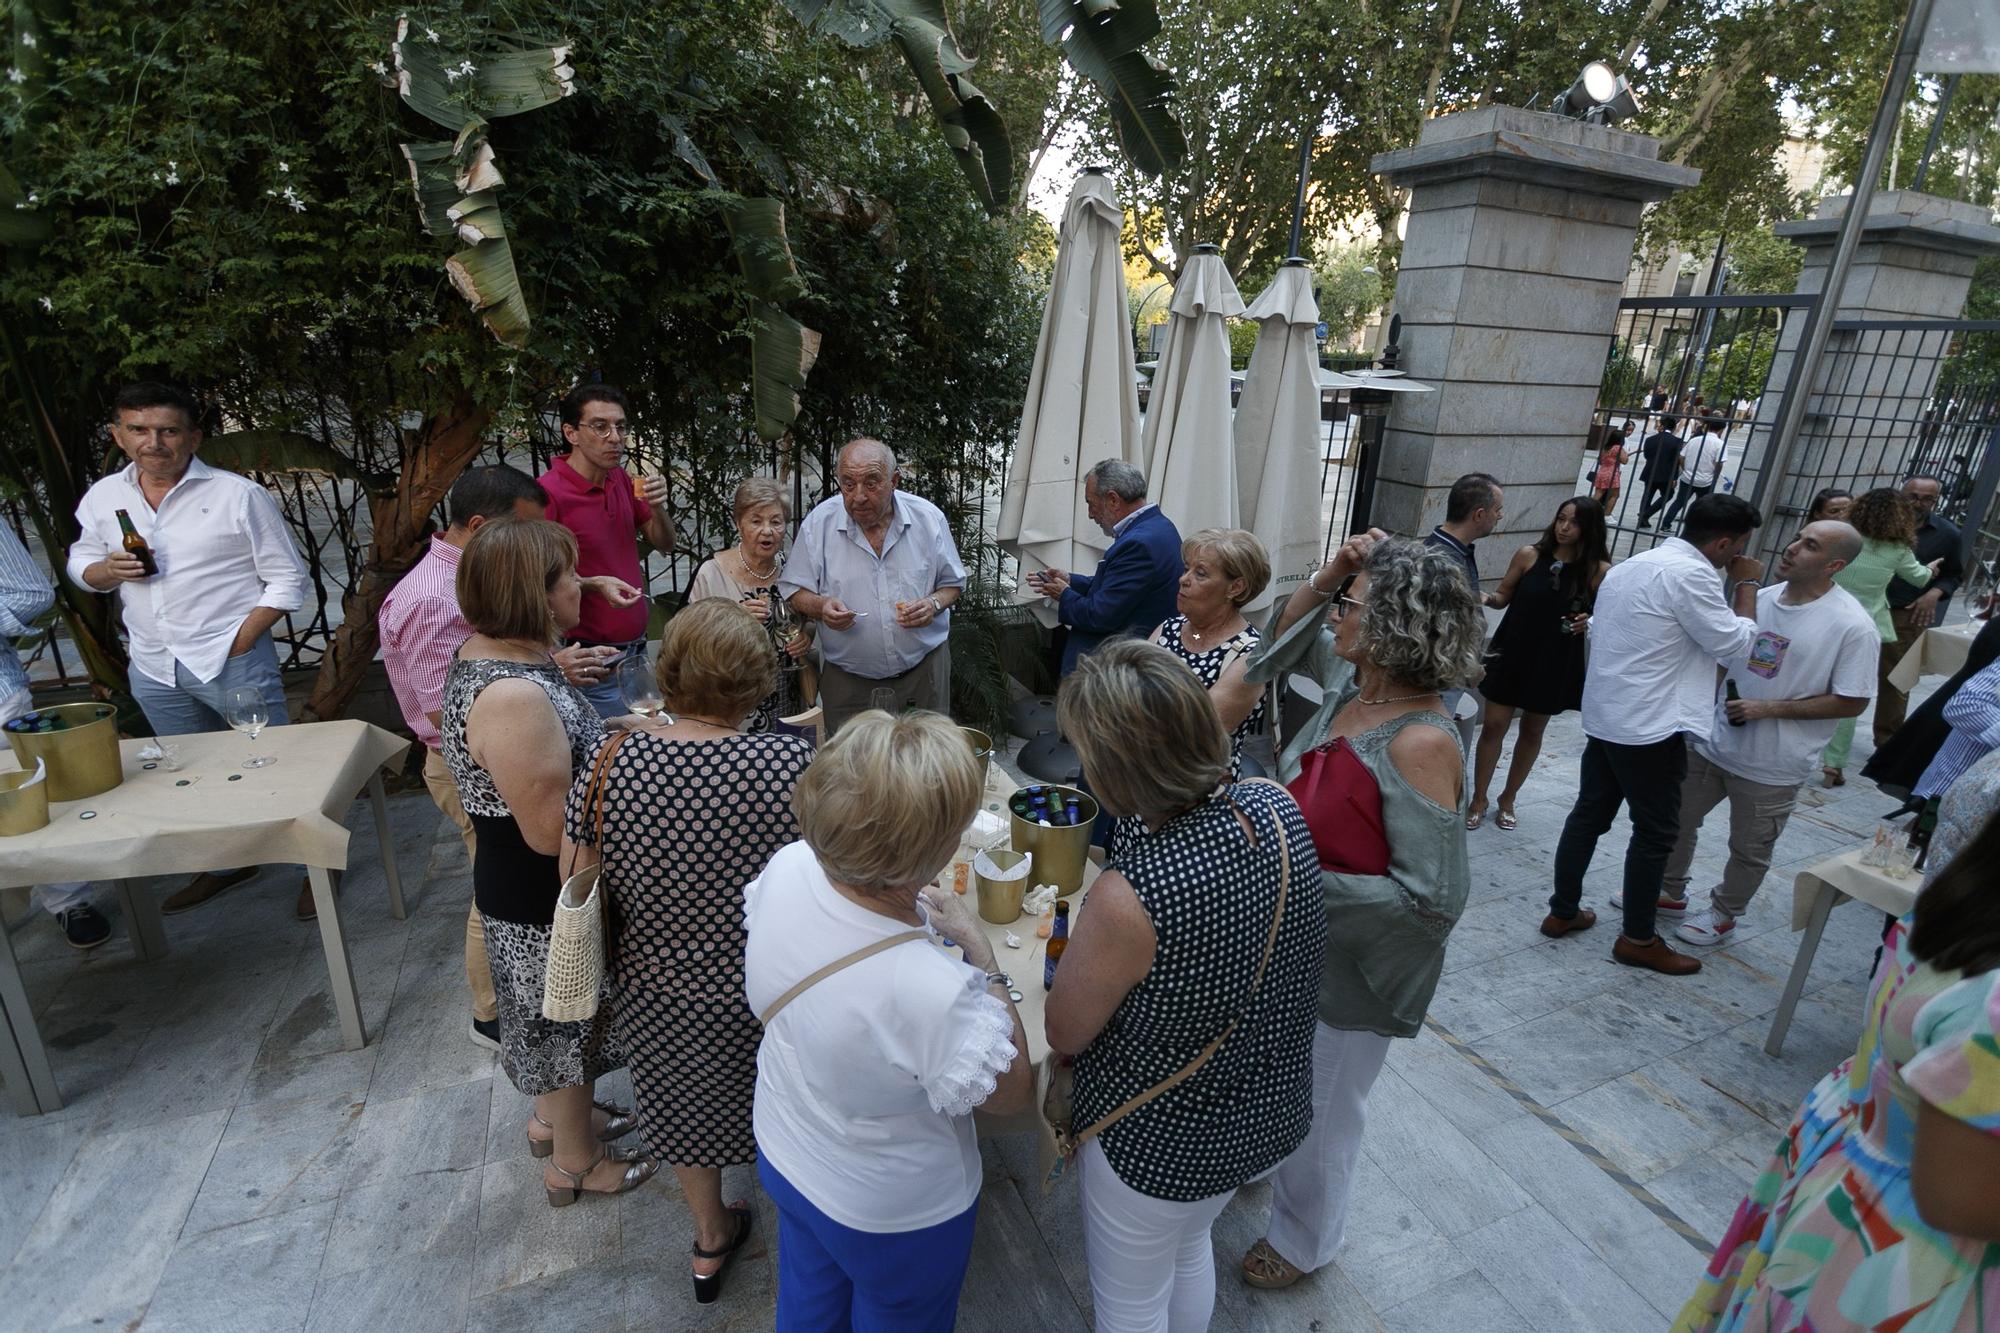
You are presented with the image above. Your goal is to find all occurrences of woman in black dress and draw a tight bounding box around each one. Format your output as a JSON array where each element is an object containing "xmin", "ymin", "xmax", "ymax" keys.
[{"xmin": 1467, "ymin": 496, "xmax": 1611, "ymax": 830}]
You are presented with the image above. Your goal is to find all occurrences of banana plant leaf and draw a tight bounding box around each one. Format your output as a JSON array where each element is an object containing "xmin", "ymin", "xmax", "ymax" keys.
[
  {"xmin": 724, "ymin": 198, "xmax": 805, "ymax": 304},
  {"xmin": 444, "ymin": 237, "xmax": 531, "ymax": 348},
  {"xmin": 779, "ymin": 0, "xmax": 1011, "ymax": 212},
  {"xmin": 747, "ymin": 301, "xmax": 822, "ymax": 443},
  {"xmin": 399, "ymin": 141, "xmax": 460, "ymax": 237},
  {"xmin": 452, "ymin": 123, "xmax": 505, "ymax": 193},
  {"xmin": 392, "ymin": 17, "xmax": 575, "ymax": 131},
  {"xmin": 198, "ymin": 430, "xmax": 394, "ymax": 490},
  {"xmin": 659, "ymin": 113, "xmax": 716, "ymax": 184},
  {"xmin": 1037, "ymin": 0, "xmax": 1186, "ymax": 178},
  {"xmin": 446, "ymin": 192, "xmax": 506, "ymax": 245}
]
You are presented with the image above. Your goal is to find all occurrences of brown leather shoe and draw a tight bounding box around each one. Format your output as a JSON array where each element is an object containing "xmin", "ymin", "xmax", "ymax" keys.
[
  {"xmin": 296, "ymin": 876, "xmax": 320, "ymax": 921},
  {"xmin": 1613, "ymin": 934, "xmax": 1702, "ymax": 975},
  {"xmin": 1540, "ymin": 909, "xmax": 1596, "ymax": 939},
  {"xmin": 161, "ymin": 867, "xmax": 257, "ymax": 915}
]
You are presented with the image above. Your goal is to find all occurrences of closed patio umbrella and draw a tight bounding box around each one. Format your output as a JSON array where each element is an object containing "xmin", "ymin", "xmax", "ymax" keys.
[
  {"xmin": 1141, "ymin": 244, "xmax": 1244, "ymax": 545},
  {"xmin": 998, "ymin": 169, "xmax": 1142, "ymax": 625},
  {"xmin": 1234, "ymin": 260, "xmax": 1325, "ymax": 614}
]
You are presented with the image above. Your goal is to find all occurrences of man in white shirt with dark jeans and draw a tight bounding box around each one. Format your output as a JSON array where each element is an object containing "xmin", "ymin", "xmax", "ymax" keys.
[
  {"xmin": 68, "ymin": 382, "xmax": 311, "ymax": 917},
  {"xmin": 1541, "ymin": 494, "xmax": 1763, "ymax": 975},
  {"xmin": 1661, "ymin": 519, "xmax": 1876, "ymax": 948}
]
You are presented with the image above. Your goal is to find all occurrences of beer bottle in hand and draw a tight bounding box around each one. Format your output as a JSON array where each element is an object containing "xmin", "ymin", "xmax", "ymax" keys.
[
  {"xmin": 115, "ymin": 509, "xmax": 159, "ymax": 576},
  {"xmin": 1724, "ymin": 679, "xmax": 1745, "ymax": 727}
]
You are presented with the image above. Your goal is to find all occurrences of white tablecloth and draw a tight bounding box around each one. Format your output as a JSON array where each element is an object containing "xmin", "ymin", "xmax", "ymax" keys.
[{"xmin": 1887, "ymin": 621, "xmax": 1981, "ymax": 693}]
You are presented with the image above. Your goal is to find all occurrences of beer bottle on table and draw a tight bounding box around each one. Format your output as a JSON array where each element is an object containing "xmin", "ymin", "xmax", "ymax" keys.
[
  {"xmin": 1044, "ymin": 900, "xmax": 1070, "ymax": 990},
  {"xmin": 115, "ymin": 509, "xmax": 159, "ymax": 576}
]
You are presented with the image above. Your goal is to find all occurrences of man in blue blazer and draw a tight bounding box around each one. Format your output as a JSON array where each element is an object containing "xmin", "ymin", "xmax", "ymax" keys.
[{"xmin": 1026, "ymin": 459, "xmax": 1184, "ymax": 676}]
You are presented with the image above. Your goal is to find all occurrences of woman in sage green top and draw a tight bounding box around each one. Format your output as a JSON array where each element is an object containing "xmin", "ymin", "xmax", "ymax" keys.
[
  {"xmin": 1821, "ymin": 488, "xmax": 1938, "ymax": 783},
  {"xmin": 1236, "ymin": 532, "xmax": 1485, "ymax": 1290}
]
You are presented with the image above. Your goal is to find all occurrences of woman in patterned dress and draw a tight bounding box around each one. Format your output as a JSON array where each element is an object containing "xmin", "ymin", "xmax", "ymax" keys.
[
  {"xmin": 1237, "ymin": 532, "xmax": 1484, "ymax": 1290},
  {"xmin": 1048, "ymin": 639, "xmax": 1326, "ymax": 1331},
  {"xmin": 686, "ymin": 476, "xmax": 811, "ymax": 731},
  {"xmin": 1675, "ymin": 801, "xmax": 2000, "ymax": 1331},
  {"xmin": 560, "ymin": 599, "xmax": 813, "ymax": 1304},
  {"xmin": 441, "ymin": 518, "xmax": 655, "ymax": 1207},
  {"xmin": 1148, "ymin": 527, "xmax": 1270, "ymax": 776}
]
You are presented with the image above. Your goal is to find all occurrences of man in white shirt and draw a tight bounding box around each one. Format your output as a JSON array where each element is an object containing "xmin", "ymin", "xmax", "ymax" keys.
[
  {"xmin": 1658, "ymin": 416, "xmax": 1728, "ymax": 530},
  {"xmin": 67, "ymin": 382, "xmax": 310, "ymax": 916},
  {"xmin": 1662, "ymin": 520, "xmax": 1876, "ymax": 948},
  {"xmin": 1541, "ymin": 494, "xmax": 1763, "ymax": 975}
]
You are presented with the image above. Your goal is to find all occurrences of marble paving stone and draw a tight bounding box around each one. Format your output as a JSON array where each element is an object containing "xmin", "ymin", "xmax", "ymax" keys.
[
  {"xmin": 0, "ymin": 1108, "xmax": 228, "ymax": 1331},
  {"xmin": 364, "ymin": 977, "xmax": 498, "ymax": 1104},
  {"xmin": 1357, "ymin": 1068, "xmax": 1533, "ymax": 1238},
  {"xmin": 254, "ymin": 925, "xmax": 410, "ymax": 1066},
  {"xmin": 1318, "ymin": 1154, "xmax": 1477, "ymax": 1314},
  {"xmin": 1384, "ymin": 1029, "xmax": 1531, "ymax": 1137},
  {"xmin": 1378, "ymin": 1269, "xmax": 1533, "ymax": 1333},
  {"xmin": 319, "ymin": 1163, "xmax": 485, "ymax": 1279},
  {"xmin": 1438, "ymin": 890, "xmax": 1558, "ymax": 974},
  {"xmin": 1666, "ymin": 1014, "xmax": 1850, "ymax": 1129},
  {"xmin": 237, "ymin": 1039, "xmax": 379, "ymax": 1110},
  {"xmin": 1549, "ymin": 1059, "xmax": 1783, "ymax": 1184},
  {"xmin": 1472, "ymin": 1114, "xmax": 1708, "ymax": 1319},
  {"xmin": 303, "ymin": 1233, "xmax": 474, "ymax": 1333},
  {"xmin": 0, "ymin": 1114, "xmax": 93, "ymax": 1266},
  {"xmin": 469, "ymin": 1156, "xmax": 625, "ymax": 1297},
  {"xmin": 1641, "ymin": 1127, "xmax": 1780, "ymax": 1245},
  {"xmin": 620, "ymin": 1168, "xmax": 777, "ymax": 1330},
  {"xmin": 1210, "ymin": 1191, "xmax": 1388, "ymax": 1332},
  {"xmin": 958, "ymin": 1173, "xmax": 1089, "ymax": 1332},
  {"xmin": 1420, "ymin": 973, "xmax": 1532, "ymax": 1044},
  {"xmin": 471, "ymin": 1257, "xmax": 631, "ymax": 1333},
  {"xmin": 140, "ymin": 1199, "xmax": 337, "ymax": 1333},
  {"xmin": 1456, "ymin": 1201, "xmax": 1664, "ymax": 1332},
  {"xmin": 983, "ymin": 1131, "xmax": 1094, "ymax": 1313},
  {"xmin": 1469, "ymin": 984, "xmax": 1713, "ymax": 1109}
]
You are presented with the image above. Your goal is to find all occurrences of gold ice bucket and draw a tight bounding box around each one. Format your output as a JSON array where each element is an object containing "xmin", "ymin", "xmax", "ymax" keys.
[
  {"xmin": 0, "ymin": 758, "xmax": 49, "ymax": 836},
  {"xmin": 974, "ymin": 847, "xmax": 1031, "ymax": 925},
  {"xmin": 4, "ymin": 702, "xmax": 123, "ymax": 802},
  {"xmin": 960, "ymin": 727, "xmax": 993, "ymax": 790},
  {"xmin": 1008, "ymin": 784, "xmax": 1098, "ymax": 899}
]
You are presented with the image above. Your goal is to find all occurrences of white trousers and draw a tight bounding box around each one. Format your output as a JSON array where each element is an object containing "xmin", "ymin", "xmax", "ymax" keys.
[
  {"xmin": 1264, "ymin": 1022, "xmax": 1394, "ymax": 1273},
  {"xmin": 1079, "ymin": 1139, "xmax": 1240, "ymax": 1333}
]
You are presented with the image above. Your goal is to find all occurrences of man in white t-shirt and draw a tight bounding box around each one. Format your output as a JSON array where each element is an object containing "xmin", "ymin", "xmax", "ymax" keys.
[
  {"xmin": 1659, "ymin": 416, "xmax": 1728, "ymax": 530},
  {"xmin": 1663, "ymin": 520, "xmax": 1876, "ymax": 947}
]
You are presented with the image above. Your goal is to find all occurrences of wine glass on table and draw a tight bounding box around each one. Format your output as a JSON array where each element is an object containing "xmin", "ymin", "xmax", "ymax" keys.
[
  {"xmin": 222, "ymin": 687, "xmax": 274, "ymax": 768},
  {"xmin": 617, "ymin": 652, "xmax": 669, "ymax": 721}
]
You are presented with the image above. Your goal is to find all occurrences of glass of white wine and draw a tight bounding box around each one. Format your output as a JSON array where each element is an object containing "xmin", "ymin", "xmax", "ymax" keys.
[
  {"xmin": 769, "ymin": 598, "xmax": 805, "ymax": 672},
  {"xmin": 617, "ymin": 652, "xmax": 668, "ymax": 721},
  {"xmin": 222, "ymin": 686, "xmax": 275, "ymax": 768}
]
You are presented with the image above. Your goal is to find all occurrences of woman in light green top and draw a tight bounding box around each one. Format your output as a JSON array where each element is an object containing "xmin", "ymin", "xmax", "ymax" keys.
[
  {"xmin": 1821, "ymin": 488, "xmax": 1939, "ymax": 784},
  {"xmin": 1236, "ymin": 532, "xmax": 1485, "ymax": 1290}
]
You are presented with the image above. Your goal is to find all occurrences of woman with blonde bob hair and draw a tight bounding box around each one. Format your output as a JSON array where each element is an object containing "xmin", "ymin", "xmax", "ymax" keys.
[
  {"xmin": 1047, "ymin": 639, "xmax": 1325, "ymax": 1331},
  {"xmin": 688, "ymin": 475, "xmax": 812, "ymax": 730},
  {"xmin": 1147, "ymin": 527, "xmax": 1273, "ymax": 779},
  {"xmin": 441, "ymin": 518, "xmax": 653, "ymax": 1210},
  {"xmin": 744, "ymin": 710, "xmax": 1032, "ymax": 1329},
  {"xmin": 1235, "ymin": 531, "xmax": 1482, "ymax": 1291},
  {"xmin": 560, "ymin": 598, "xmax": 812, "ymax": 1303}
]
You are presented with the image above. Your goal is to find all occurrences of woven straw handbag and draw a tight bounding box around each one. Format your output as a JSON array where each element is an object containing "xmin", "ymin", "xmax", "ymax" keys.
[{"xmin": 542, "ymin": 732, "xmax": 634, "ymax": 1023}]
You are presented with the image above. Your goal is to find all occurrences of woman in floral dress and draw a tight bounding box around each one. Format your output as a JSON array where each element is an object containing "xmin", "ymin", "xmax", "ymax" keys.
[{"xmin": 1675, "ymin": 801, "xmax": 2000, "ymax": 1331}]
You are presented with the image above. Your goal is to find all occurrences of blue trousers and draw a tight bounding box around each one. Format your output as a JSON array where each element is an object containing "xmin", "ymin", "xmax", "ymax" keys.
[
  {"xmin": 759, "ymin": 1156, "xmax": 977, "ymax": 1333},
  {"xmin": 128, "ymin": 635, "xmax": 290, "ymax": 737}
]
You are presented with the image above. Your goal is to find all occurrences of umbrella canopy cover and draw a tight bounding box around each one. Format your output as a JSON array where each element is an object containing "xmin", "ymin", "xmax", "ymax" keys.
[
  {"xmin": 997, "ymin": 172, "xmax": 1142, "ymax": 624},
  {"xmin": 1141, "ymin": 249, "xmax": 1245, "ymax": 550},
  {"xmin": 1234, "ymin": 265, "xmax": 1326, "ymax": 613}
]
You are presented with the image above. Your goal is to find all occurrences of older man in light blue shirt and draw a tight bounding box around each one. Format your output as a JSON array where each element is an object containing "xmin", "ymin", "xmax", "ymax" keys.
[{"xmin": 782, "ymin": 438, "xmax": 966, "ymax": 734}]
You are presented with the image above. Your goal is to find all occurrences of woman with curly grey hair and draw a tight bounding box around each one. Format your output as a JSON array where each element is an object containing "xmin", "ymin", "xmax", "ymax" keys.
[{"xmin": 1236, "ymin": 529, "xmax": 1483, "ymax": 1291}]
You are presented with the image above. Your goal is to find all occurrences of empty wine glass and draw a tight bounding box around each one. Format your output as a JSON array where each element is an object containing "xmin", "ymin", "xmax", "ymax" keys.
[
  {"xmin": 617, "ymin": 652, "xmax": 667, "ymax": 720},
  {"xmin": 222, "ymin": 686, "xmax": 274, "ymax": 768}
]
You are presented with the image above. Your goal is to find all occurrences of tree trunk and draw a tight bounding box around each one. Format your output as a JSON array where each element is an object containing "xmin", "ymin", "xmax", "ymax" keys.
[{"xmin": 301, "ymin": 394, "xmax": 493, "ymax": 722}]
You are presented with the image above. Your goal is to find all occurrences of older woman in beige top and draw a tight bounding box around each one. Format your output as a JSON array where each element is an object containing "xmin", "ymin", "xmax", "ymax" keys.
[{"xmin": 687, "ymin": 476, "xmax": 812, "ymax": 730}]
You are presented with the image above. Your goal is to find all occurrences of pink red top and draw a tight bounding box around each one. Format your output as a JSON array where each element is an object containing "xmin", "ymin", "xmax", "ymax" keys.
[
  {"xmin": 378, "ymin": 535, "xmax": 470, "ymax": 750},
  {"xmin": 538, "ymin": 455, "xmax": 652, "ymax": 644}
]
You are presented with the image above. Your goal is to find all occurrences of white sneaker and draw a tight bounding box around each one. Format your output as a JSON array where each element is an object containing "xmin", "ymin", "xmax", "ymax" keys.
[
  {"xmin": 1609, "ymin": 891, "xmax": 1689, "ymax": 917},
  {"xmin": 1675, "ymin": 907, "xmax": 1737, "ymax": 947}
]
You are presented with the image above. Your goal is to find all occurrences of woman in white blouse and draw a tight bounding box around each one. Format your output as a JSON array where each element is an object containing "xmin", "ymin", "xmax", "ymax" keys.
[{"xmin": 745, "ymin": 710, "xmax": 1032, "ymax": 1330}]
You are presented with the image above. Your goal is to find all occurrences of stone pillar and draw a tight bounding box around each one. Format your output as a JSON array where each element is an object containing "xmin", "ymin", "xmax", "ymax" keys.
[
  {"xmin": 1370, "ymin": 108, "xmax": 1699, "ymax": 573},
  {"xmin": 1745, "ymin": 190, "xmax": 2000, "ymax": 519}
]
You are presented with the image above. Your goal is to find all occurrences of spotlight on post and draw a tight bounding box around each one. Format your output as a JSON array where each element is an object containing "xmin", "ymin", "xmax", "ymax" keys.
[
  {"xmin": 1549, "ymin": 61, "xmax": 1618, "ymax": 118},
  {"xmin": 1582, "ymin": 77, "xmax": 1641, "ymax": 126}
]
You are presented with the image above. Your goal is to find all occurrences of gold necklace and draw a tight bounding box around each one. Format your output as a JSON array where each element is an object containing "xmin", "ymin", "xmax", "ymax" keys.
[
  {"xmin": 1357, "ymin": 691, "xmax": 1438, "ymax": 707},
  {"xmin": 737, "ymin": 547, "xmax": 778, "ymax": 582},
  {"xmin": 1184, "ymin": 615, "xmax": 1233, "ymax": 645}
]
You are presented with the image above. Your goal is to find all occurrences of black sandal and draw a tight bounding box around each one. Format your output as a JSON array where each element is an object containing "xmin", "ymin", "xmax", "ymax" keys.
[{"xmin": 691, "ymin": 1204, "xmax": 755, "ymax": 1305}]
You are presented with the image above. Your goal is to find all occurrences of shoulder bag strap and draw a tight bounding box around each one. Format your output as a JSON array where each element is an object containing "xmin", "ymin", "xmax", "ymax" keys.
[
  {"xmin": 1070, "ymin": 798, "xmax": 1291, "ymax": 1150},
  {"xmin": 758, "ymin": 929, "xmax": 931, "ymax": 1026},
  {"xmin": 563, "ymin": 730, "xmax": 635, "ymax": 882}
]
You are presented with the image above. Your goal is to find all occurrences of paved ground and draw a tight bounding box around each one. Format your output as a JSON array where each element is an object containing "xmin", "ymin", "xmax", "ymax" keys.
[{"xmin": 0, "ymin": 692, "xmax": 1917, "ymax": 1332}]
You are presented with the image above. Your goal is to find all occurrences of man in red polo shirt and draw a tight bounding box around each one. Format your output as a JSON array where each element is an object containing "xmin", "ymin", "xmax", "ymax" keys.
[{"xmin": 539, "ymin": 383, "xmax": 677, "ymax": 715}]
